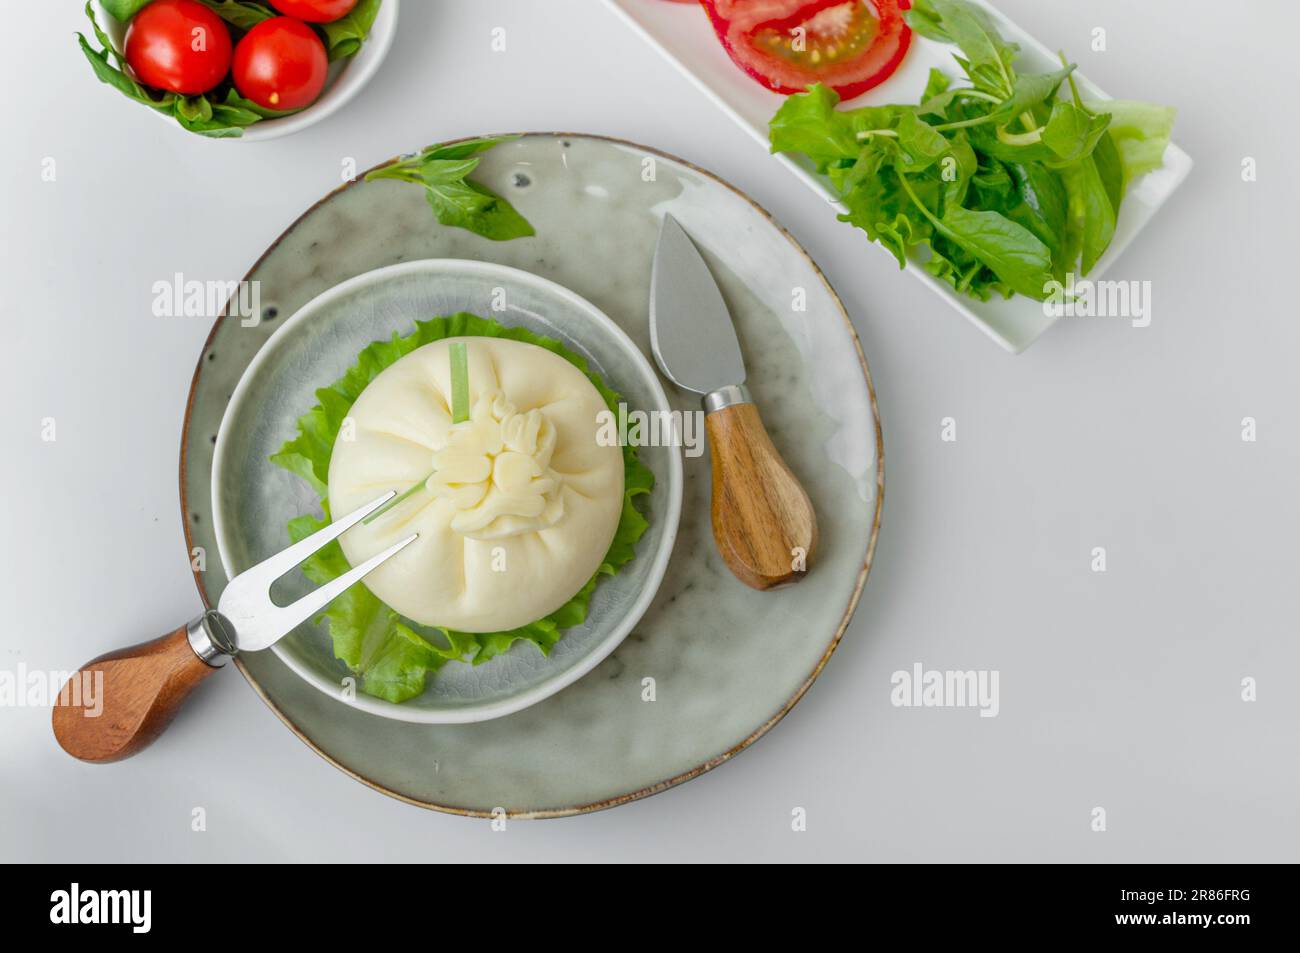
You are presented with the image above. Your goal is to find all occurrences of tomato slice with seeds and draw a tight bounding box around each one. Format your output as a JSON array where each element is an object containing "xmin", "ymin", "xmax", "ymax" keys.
[{"xmin": 702, "ymin": 0, "xmax": 912, "ymax": 100}]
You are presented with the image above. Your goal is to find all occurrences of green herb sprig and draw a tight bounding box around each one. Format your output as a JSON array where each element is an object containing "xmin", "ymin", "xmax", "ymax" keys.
[{"xmin": 365, "ymin": 138, "xmax": 536, "ymax": 242}]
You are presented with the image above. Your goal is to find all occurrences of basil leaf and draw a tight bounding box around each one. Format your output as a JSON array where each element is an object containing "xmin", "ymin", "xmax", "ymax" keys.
[
  {"xmin": 425, "ymin": 176, "xmax": 535, "ymax": 242},
  {"xmin": 224, "ymin": 88, "xmax": 297, "ymax": 119},
  {"xmin": 194, "ymin": 0, "xmax": 275, "ymax": 31},
  {"xmin": 421, "ymin": 135, "xmax": 521, "ymax": 161},
  {"xmin": 1061, "ymin": 155, "xmax": 1117, "ymax": 276},
  {"xmin": 1001, "ymin": 161, "xmax": 1070, "ymax": 278},
  {"xmin": 1041, "ymin": 101, "xmax": 1112, "ymax": 164},
  {"xmin": 1091, "ymin": 131, "xmax": 1126, "ymax": 213},
  {"xmin": 174, "ymin": 95, "xmax": 213, "ymax": 123},
  {"xmin": 894, "ymin": 113, "xmax": 951, "ymax": 173},
  {"xmin": 940, "ymin": 131, "xmax": 979, "ymax": 211},
  {"xmin": 909, "ymin": 0, "xmax": 1020, "ymax": 96},
  {"xmin": 905, "ymin": 3, "xmax": 950, "ymax": 44},
  {"xmin": 210, "ymin": 101, "xmax": 264, "ymax": 127},
  {"xmin": 101, "ymin": 0, "xmax": 153, "ymax": 21},
  {"xmin": 365, "ymin": 140, "xmax": 535, "ymax": 242},
  {"xmin": 937, "ymin": 206, "xmax": 1055, "ymax": 298},
  {"xmin": 320, "ymin": 0, "xmax": 382, "ymax": 61},
  {"xmin": 986, "ymin": 66, "xmax": 1074, "ymax": 125},
  {"xmin": 78, "ymin": 32, "xmax": 159, "ymax": 106},
  {"xmin": 969, "ymin": 155, "xmax": 1014, "ymax": 208}
]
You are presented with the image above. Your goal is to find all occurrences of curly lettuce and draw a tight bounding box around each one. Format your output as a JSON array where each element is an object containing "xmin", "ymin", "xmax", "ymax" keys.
[{"xmin": 269, "ymin": 313, "xmax": 654, "ymax": 702}]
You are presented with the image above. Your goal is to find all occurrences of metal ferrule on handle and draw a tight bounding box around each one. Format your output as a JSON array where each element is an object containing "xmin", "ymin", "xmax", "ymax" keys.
[
  {"xmin": 703, "ymin": 383, "xmax": 752, "ymax": 414},
  {"xmin": 186, "ymin": 610, "xmax": 237, "ymax": 667}
]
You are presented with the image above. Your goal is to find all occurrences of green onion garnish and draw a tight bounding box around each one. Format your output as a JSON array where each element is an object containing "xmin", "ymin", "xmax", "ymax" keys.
[
  {"xmin": 450, "ymin": 341, "xmax": 469, "ymax": 424},
  {"xmin": 362, "ymin": 471, "xmax": 433, "ymax": 525}
]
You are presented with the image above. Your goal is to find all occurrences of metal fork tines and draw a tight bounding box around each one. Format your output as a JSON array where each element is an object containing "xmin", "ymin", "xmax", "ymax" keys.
[{"xmin": 218, "ymin": 491, "xmax": 418, "ymax": 653}]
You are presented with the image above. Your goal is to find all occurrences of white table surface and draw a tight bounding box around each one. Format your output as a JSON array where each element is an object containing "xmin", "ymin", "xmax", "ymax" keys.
[{"xmin": 3, "ymin": 0, "xmax": 1297, "ymax": 863}]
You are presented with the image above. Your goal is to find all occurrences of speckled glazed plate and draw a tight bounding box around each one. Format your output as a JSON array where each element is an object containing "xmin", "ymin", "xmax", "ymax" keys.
[{"xmin": 181, "ymin": 133, "xmax": 884, "ymax": 817}]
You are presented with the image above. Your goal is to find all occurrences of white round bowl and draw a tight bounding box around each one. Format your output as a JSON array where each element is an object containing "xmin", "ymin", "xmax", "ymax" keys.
[{"xmin": 93, "ymin": 0, "xmax": 398, "ymax": 141}]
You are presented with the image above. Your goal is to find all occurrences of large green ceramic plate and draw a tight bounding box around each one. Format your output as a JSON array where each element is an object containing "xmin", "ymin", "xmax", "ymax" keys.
[{"xmin": 181, "ymin": 133, "xmax": 883, "ymax": 817}]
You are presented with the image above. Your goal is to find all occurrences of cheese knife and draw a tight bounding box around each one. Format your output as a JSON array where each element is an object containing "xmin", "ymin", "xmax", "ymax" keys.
[{"xmin": 650, "ymin": 214, "xmax": 817, "ymax": 589}]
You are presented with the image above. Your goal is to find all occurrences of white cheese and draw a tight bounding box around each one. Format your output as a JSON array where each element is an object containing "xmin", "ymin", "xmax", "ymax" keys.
[{"xmin": 327, "ymin": 337, "xmax": 625, "ymax": 633}]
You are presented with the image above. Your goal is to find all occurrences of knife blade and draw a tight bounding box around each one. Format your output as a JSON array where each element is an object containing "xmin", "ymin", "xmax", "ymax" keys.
[{"xmin": 650, "ymin": 214, "xmax": 747, "ymax": 400}]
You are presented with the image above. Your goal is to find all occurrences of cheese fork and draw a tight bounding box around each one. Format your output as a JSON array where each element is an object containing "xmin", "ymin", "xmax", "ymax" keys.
[{"xmin": 52, "ymin": 491, "xmax": 417, "ymax": 763}]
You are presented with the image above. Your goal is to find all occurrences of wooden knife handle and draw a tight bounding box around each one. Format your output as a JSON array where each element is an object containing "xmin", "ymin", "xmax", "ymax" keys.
[
  {"xmin": 707, "ymin": 401, "xmax": 818, "ymax": 590},
  {"xmin": 51, "ymin": 622, "xmax": 222, "ymax": 763}
]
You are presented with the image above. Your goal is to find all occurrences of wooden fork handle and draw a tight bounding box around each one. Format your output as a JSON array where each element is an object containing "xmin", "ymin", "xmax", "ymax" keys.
[
  {"xmin": 52, "ymin": 614, "xmax": 229, "ymax": 763},
  {"xmin": 706, "ymin": 399, "xmax": 818, "ymax": 590}
]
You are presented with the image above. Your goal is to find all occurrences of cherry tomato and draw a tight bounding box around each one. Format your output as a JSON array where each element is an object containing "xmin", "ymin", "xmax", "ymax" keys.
[
  {"xmin": 124, "ymin": 0, "xmax": 233, "ymax": 96},
  {"xmin": 267, "ymin": 0, "xmax": 359, "ymax": 23},
  {"xmin": 702, "ymin": 0, "xmax": 912, "ymax": 100},
  {"xmin": 232, "ymin": 17, "xmax": 329, "ymax": 112}
]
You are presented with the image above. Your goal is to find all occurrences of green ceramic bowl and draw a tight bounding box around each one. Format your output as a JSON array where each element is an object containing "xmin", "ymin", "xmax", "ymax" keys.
[{"xmin": 211, "ymin": 259, "xmax": 682, "ymax": 723}]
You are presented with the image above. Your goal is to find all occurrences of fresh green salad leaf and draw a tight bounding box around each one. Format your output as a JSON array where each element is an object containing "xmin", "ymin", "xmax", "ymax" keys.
[
  {"xmin": 770, "ymin": 0, "xmax": 1175, "ymax": 300},
  {"xmin": 320, "ymin": 0, "xmax": 383, "ymax": 60},
  {"xmin": 365, "ymin": 138, "xmax": 536, "ymax": 242},
  {"xmin": 984, "ymin": 66, "xmax": 1073, "ymax": 126},
  {"xmin": 909, "ymin": 0, "xmax": 1019, "ymax": 98},
  {"xmin": 193, "ymin": 0, "xmax": 275, "ymax": 30},
  {"xmin": 222, "ymin": 88, "xmax": 296, "ymax": 120},
  {"xmin": 1092, "ymin": 99, "xmax": 1177, "ymax": 184},
  {"xmin": 270, "ymin": 314, "xmax": 655, "ymax": 703},
  {"xmin": 769, "ymin": 82, "xmax": 880, "ymax": 164},
  {"xmin": 101, "ymin": 0, "xmax": 153, "ymax": 21}
]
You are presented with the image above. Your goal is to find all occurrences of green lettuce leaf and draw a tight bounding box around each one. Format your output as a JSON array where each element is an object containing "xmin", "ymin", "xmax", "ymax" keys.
[
  {"xmin": 907, "ymin": 0, "xmax": 1020, "ymax": 98},
  {"xmin": 193, "ymin": 0, "xmax": 276, "ymax": 31},
  {"xmin": 270, "ymin": 313, "xmax": 654, "ymax": 703},
  {"xmin": 321, "ymin": 0, "xmax": 383, "ymax": 61},
  {"xmin": 1090, "ymin": 100, "xmax": 1176, "ymax": 184},
  {"xmin": 101, "ymin": 0, "xmax": 152, "ymax": 21}
]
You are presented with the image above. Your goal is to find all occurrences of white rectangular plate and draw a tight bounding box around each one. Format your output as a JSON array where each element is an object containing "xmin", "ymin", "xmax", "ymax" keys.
[{"xmin": 602, "ymin": 0, "xmax": 1193, "ymax": 353}]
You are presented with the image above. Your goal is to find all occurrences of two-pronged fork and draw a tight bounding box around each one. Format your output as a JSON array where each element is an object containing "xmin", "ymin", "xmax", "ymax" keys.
[{"xmin": 52, "ymin": 491, "xmax": 416, "ymax": 763}]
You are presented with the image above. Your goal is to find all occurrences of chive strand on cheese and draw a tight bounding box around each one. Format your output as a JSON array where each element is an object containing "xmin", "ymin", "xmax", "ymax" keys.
[{"xmin": 450, "ymin": 341, "xmax": 470, "ymax": 424}]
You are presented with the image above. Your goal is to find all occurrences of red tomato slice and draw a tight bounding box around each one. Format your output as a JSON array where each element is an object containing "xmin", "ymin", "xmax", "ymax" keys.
[{"xmin": 702, "ymin": 0, "xmax": 912, "ymax": 99}]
